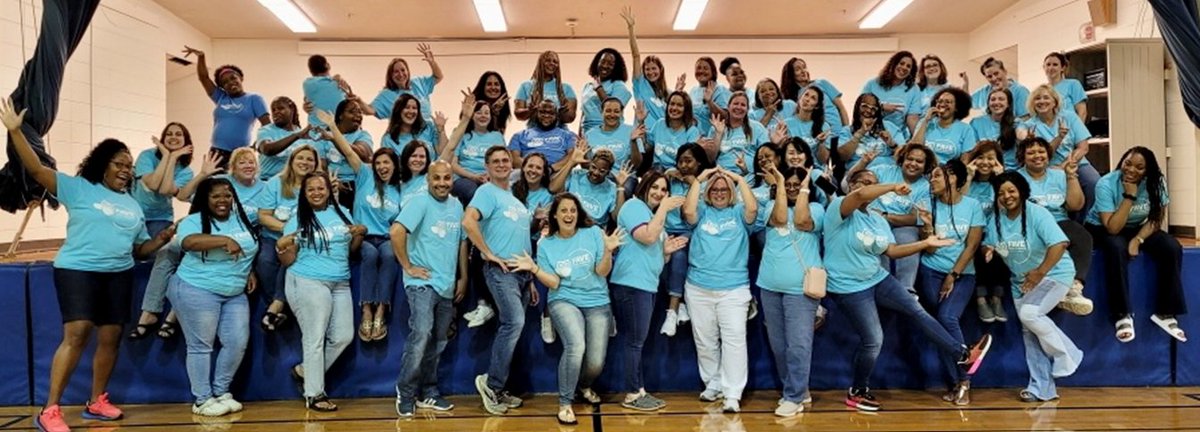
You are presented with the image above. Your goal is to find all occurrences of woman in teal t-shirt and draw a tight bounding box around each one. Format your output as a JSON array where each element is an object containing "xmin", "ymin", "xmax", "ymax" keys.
[
  {"xmin": 510, "ymin": 194, "xmax": 623, "ymax": 425},
  {"xmin": 964, "ymin": 141, "xmax": 1011, "ymax": 323},
  {"xmin": 256, "ymin": 144, "xmax": 321, "ymax": 332}
]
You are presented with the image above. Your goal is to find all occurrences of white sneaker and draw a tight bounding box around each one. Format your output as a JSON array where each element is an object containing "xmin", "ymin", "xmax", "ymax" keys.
[
  {"xmin": 722, "ymin": 398, "xmax": 741, "ymax": 413},
  {"xmin": 677, "ymin": 304, "xmax": 691, "ymax": 324},
  {"xmin": 660, "ymin": 310, "xmax": 679, "ymax": 336},
  {"xmin": 541, "ymin": 315, "xmax": 556, "ymax": 343},
  {"xmin": 468, "ymin": 304, "xmax": 496, "ymax": 328},
  {"xmin": 699, "ymin": 388, "xmax": 724, "ymax": 402},
  {"xmin": 216, "ymin": 393, "xmax": 243, "ymax": 413},
  {"xmin": 192, "ymin": 398, "xmax": 231, "ymax": 417},
  {"xmin": 1057, "ymin": 281, "xmax": 1094, "ymax": 316},
  {"xmin": 774, "ymin": 400, "xmax": 802, "ymax": 417}
]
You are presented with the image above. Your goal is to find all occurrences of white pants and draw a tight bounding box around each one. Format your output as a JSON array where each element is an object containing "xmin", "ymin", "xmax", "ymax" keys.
[{"xmin": 685, "ymin": 283, "xmax": 751, "ymax": 401}]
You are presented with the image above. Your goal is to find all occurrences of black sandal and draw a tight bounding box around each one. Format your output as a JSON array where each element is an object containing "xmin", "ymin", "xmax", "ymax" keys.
[
  {"xmin": 127, "ymin": 323, "xmax": 153, "ymax": 340},
  {"xmin": 156, "ymin": 321, "xmax": 178, "ymax": 339},
  {"xmin": 305, "ymin": 394, "xmax": 337, "ymax": 412},
  {"xmin": 261, "ymin": 311, "xmax": 287, "ymax": 331}
]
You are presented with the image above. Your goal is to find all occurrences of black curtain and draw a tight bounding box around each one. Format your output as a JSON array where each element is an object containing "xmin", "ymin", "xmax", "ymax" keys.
[{"xmin": 1149, "ymin": 0, "xmax": 1200, "ymax": 128}]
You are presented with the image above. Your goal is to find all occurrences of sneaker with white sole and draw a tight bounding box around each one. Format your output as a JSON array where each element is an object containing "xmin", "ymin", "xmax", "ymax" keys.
[
  {"xmin": 677, "ymin": 303, "xmax": 691, "ymax": 324},
  {"xmin": 474, "ymin": 374, "xmax": 507, "ymax": 415},
  {"xmin": 83, "ymin": 392, "xmax": 123, "ymax": 421},
  {"xmin": 541, "ymin": 315, "xmax": 556, "ymax": 343},
  {"xmin": 580, "ymin": 388, "xmax": 601, "ymax": 404},
  {"xmin": 661, "ymin": 310, "xmax": 679, "ymax": 336},
  {"xmin": 216, "ymin": 393, "xmax": 243, "ymax": 413},
  {"xmin": 395, "ymin": 398, "xmax": 415, "ymax": 417},
  {"xmin": 192, "ymin": 398, "xmax": 231, "ymax": 417},
  {"xmin": 747, "ymin": 300, "xmax": 758, "ymax": 320},
  {"xmin": 468, "ymin": 304, "xmax": 496, "ymax": 328},
  {"xmin": 699, "ymin": 388, "xmax": 723, "ymax": 402},
  {"xmin": 722, "ymin": 399, "xmax": 740, "ymax": 413},
  {"xmin": 417, "ymin": 396, "xmax": 455, "ymax": 411},
  {"xmin": 497, "ymin": 391, "xmax": 523, "ymax": 409},
  {"xmin": 1057, "ymin": 281, "xmax": 1094, "ymax": 316},
  {"xmin": 775, "ymin": 400, "xmax": 803, "ymax": 417}
]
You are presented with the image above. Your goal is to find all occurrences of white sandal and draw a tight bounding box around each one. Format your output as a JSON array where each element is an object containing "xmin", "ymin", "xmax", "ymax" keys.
[
  {"xmin": 1151, "ymin": 314, "xmax": 1187, "ymax": 342},
  {"xmin": 1115, "ymin": 316, "xmax": 1135, "ymax": 343}
]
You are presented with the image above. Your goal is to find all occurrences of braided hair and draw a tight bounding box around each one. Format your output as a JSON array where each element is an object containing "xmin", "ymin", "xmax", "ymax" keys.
[
  {"xmin": 991, "ymin": 171, "xmax": 1031, "ymax": 240},
  {"xmin": 295, "ymin": 172, "xmax": 352, "ymax": 253},
  {"xmin": 930, "ymin": 159, "xmax": 968, "ymax": 238},
  {"xmin": 186, "ymin": 177, "xmax": 258, "ymax": 262}
]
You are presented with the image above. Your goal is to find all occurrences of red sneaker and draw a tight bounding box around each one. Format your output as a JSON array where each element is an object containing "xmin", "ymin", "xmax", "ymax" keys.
[
  {"xmin": 82, "ymin": 393, "xmax": 123, "ymax": 421},
  {"xmin": 34, "ymin": 405, "xmax": 70, "ymax": 432}
]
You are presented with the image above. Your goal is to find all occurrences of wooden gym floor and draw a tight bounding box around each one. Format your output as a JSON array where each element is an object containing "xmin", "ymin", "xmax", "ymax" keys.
[{"xmin": 1, "ymin": 387, "xmax": 1198, "ymax": 431}]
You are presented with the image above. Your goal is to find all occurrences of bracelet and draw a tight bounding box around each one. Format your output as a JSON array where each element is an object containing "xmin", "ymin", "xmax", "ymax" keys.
[
  {"xmin": 799, "ymin": 188, "xmax": 811, "ymax": 194},
  {"xmin": 1123, "ymin": 193, "xmax": 1138, "ymax": 201}
]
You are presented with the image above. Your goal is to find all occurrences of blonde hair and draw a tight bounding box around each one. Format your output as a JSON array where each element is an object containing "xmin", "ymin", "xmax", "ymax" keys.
[
  {"xmin": 281, "ymin": 144, "xmax": 320, "ymax": 200},
  {"xmin": 1028, "ymin": 83, "xmax": 1062, "ymax": 115},
  {"xmin": 229, "ymin": 147, "xmax": 259, "ymax": 171}
]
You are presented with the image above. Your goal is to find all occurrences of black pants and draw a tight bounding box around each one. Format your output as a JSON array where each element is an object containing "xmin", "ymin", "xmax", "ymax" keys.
[
  {"xmin": 1058, "ymin": 220, "xmax": 1093, "ymax": 284},
  {"xmin": 0, "ymin": 0, "xmax": 101, "ymax": 212},
  {"xmin": 1085, "ymin": 224, "xmax": 1186, "ymax": 321},
  {"xmin": 208, "ymin": 147, "xmax": 233, "ymax": 170},
  {"xmin": 973, "ymin": 249, "xmax": 1011, "ymax": 299}
]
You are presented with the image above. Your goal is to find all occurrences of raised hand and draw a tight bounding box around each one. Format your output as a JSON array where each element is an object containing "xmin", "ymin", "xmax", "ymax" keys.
[
  {"xmin": 603, "ymin": 227, "xmax": 628, "ymax": 251},
  {"xmin": 1064, "ymin": 160, "xmax": 1079, "ymax": 177},
  {"xmin": 1056, "ymin": 118, "xmax": 1069, "ymax": 138},
  {"xmin": 434, "ymin": 111, "xmax": 448, "ymax": 129},
  {"xmin": 664, "ymin": 235, "xmax": 689, "ymax": 255},
  {"xmin": 770, "ymin": 121, "xmax": 789, "ymax": 143},
  {"xmin": 966, "ymin": 159, "xmax": 980, "ymax": 178},
  {"xmin": 200, "ymin": 151, "xmax": 223, "ymax": 177},
  {"xmin": 460, "ymin": 88, "xmax": 478, "ymax": 118},
  {"xmin": 697, "ymin": 167, "xmax": 719, "ymax": 182},
  {"xmin": 615, "ymin": 162, "xmax": 633, "ymax": 186},
  {"xmin": 620, "ymin": 6, "xmax": 635, "ymax": 27},
  {"xmin": 492, "ymin": 94, "xmax": 509, "ymax": 112},
  {"xmin": 635, "ymin": 101, "xmax": 647, "ymax": 123},
  {"xmin": 315, "ymin": 110, "xmax": 337, "ymax": 129},
  {"xmin": 711, "ymin": 112, "xmax": 726, "ymax": 134},
  {"xmin": 734, "ymin": 150, "xmax": 747, "ymax": 173},
  {"xmin": 675, "ymin": 74, "xmax": 687, "ymax": 92},
  {"xmin": 862, "ymin": 150, "xmax": 880, "ymax": 166},
  {"xmin": 631, "ymin": 123, "xmax": 646, "ymax": 141},
  {"xmin": 660, "ymin": 195, "xmax": 686, "ymax": 211},
  {"xmin": 703, "ymin": 80, "xmax": 716, "ymax": 102},
  {"xmin": 182, "ymin": 45, "xmax": 205, "ymax": 58},
  {"xmin": 571, "ymin": 136, "xmax": 591, "ymax": 164},
  {"xmin": 417, "ymin": 43, "xmax": 436, "ymax": 63},
  {"xmin": 4, "ymin": 97, "xmax": 33, "ymax": 129}
]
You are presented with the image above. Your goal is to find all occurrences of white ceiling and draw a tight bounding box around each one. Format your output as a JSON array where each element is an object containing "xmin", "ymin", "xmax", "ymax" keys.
[{"xmin": 152, "ymin": 0, "xmax": 1019, "ymax": 39}]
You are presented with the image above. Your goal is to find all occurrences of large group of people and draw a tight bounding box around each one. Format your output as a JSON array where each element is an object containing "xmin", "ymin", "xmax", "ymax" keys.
[{"xmin": 4, "ymin": 6, "xmax": 1190, "ymax": 431}]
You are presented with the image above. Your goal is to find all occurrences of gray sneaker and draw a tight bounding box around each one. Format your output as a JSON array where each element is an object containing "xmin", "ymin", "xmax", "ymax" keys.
[
  {"xmin": 991, "ymin": 298, "xmax": 1008, "ymax": 322},
  {"xmin": 621, "ymin": 393, "xmax": 667, "ymax": 411},
  {"xmin": 474, "ymin": 374, "xmax": 507, "ymax": 415},
  {"xmin": 699, "ymin": 388, "xmax": 724, "ymax": 402},
  {"xmin": 978, "ymin": 300, "xmax": 996, "ymax": 323},
  {"xmin": 496, "ymin": 391, "xmax": 523, "ymax": 409},
  {"xmin": 395, "ymin": 398, "xmax": 415, "ymax": 417}
]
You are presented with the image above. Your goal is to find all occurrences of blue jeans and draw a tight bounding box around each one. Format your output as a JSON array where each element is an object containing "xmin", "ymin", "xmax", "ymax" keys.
[
  {"xmin": 662, "ymin": 231, "xmax": 691, "ymax": 298},
  {"xmin": 1016, "ymin": 278, "xmax": 1083, "ymax": 401},
  {"xmin": 881, "ymin": 226, "xmax": 920, "ymax": 290},
  {"xmin": 395, "ymin": 285, "xmax": 455, "ymax": 400},
  {"xmin": 483, "ymin": 263, "xmax": 532, "ymax": 391},
  {"xmin": 760, "ymin": 289, "xmax": 818, "ymax": 403},
  {"xmin": 549, "ymin": 301, "xmax": 612, "ymax": 406},
  {"xmin": 612, "ymin": 283, "xmax": 654, "ymax": 393},
  {"xmin": 916, "ymin": 265, "xmax": 976, "ymax": 386},
  {"xmin": 285, "ymin": 272, "xmax": 354, "ymax": 397},
  {"xmin": 255, "ymin": 236, "xmax": 287, "ymax": 304},
  {"xmin": 140, "ymin": 241, "xmax": 181, "ymax": 313},
  {"xmin": 830, "ymin": 274, "xmax": 967, "ymax": 389},
  {"xmin": 167, "ymin": 276, "xmax": 249, "ymax": 405},
  {"xmin": 146, "ymin": 220, "xmax": 173, "ymax": 239},
  {"xmin": 359, "ymin": 236, "xmax": 399, "ymax": 305},
  {"xmin": 1073, "ymin": 163, "xmax": 1100, "ymax": 223}
]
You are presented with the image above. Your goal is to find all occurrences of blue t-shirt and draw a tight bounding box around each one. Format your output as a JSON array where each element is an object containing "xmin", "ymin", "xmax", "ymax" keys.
[
  {"xmin": 861, "ymin": 78, "xmax": 920, "ymax": 138},
  {"xmin": 916, "ymin": 83, "xmax": 949, "ymax": 115},
  {"xmin": 611, "ymin": 198, "xmax": 665, "ymax": 292},
  {"xmin": 255, "ymin": 124, "xmax": 303, "ymax": 179},
  {"xmin": 370, "ymin": 75, "xmax": 437, "ymax": 120},
  {"xmin": 400, "ymin": 174, "xmax": 428, "ymax": 208},
  {"xmin": 132, "ymin": 149, "xmax": 195, "ymax": 222},
  {"xmin": 689, "ymin": 84, "xmax": 732, "ymax": 135},
  {"xmin": 923, "ymin": 120, "xmax": 977, "ymax": 164},
  {"xmin": 783, "ymin": 116, "xmax": 832, "ymax": 154},
  {"xmin": 53, "ymin": 173, "xmax": 151, "ymax": 272},
  {"xmin": 1085, "ymin": 170, "xmax": 1169, "ymax": 227},
  {"xmin": 580, "ymin": 80, "xmax": 633, "ymax": 132},
  {"xmin": 919, "ymin": 196, "xmax": 985, "ymax": 274},
  {"xmin": 224, "ymin": 175, "xmax": 267, "ymax": 227},
  {"xmin": 837, "ymin": 122, "xmax": 901, "ymax": 169},
  {"xmin": 456, "ymin": 130, "xmax": 505, "ymax": 176},
  {"xmin": 381, "ymin": 126, "xmax": 439, "ymax": 160},
  {"xmin": 584, "ymin": 124, "xmax": 639, "ymax": 169},
  {"xmin": 823, "ymin": 196, "xmax": 894, "ymax": 293},
  {"xmin": 971, "ymin": 80, "xmax": 1031, "ymax": 118},
  {"xmin": 758, "ymin": 203, "xmax": 825, "ymax": 295},
  {"xmin": 649, "ymin": 119, "xmax": 701, "ymax": 169},
  {"xmin": 565, "ymin": 169, "xmax": 618, "ymax": 226},
  {"xmin": 985, "ymin": 204, "xmax": 1075, "ymax": 297},
  {"xmin": 396, "ymin": 192, "xmax": 465, "ymax": 297},
  {"xmin": 750, "ymin": 100, "xmax": 796, "ymax": 131},
  {"xmin": 969, "ymin": 115, "xmax": 1019, "ymax": 170},
  {"xmin": 524, "ymin": 187, "xmax": 553, "ymax": 211},
  {"xmin": 538, "ymin": 226, "xmax": 610, "ymax": 308},
  {"xmin": 966, "ymin": 180, "xmax": 996, "ymax": 220},
  {"xmin": 210, "ymin": 89, "xmax": 267, "ymax": 152},
  {"xmin": 284, "ymin": 205, "xmax": 354, "ymax": 282},
  {"xmin": 806, "ymin": 79, "xmax": 845, "ymax": 131},
  {"xmin": 175, "ymin": 213, "xmax": 259, "ymax": 296},
  {"xmin": 352, "ymin": 164, "xmax": 401, "ymax": 236},
  {"xmin": 515, "ymin": 79, "xmax": 577, "ymax": 124},
  {"xmin": 715, "ymin": 121, "xmax": 769, "ymax": 173},
  {"xmin": 867, "ymin": 165, "xmax": 931, "ymax": 216},
  {"xmin": 687, "ymin": 202, "xmax": 751, "ymax": 290},
  {"xmin": 632, "ymin": 76, "xmax": 665, "ymax": 126},
  {"xmin": 1020, "ymin": 112, "xmax": 1092, "ymax": 166},
  {"xmin": 665, "ymin": 178, "xmax": 694, "ymax": 233},
  {"xmin": 319, "ymin": 129, "xmax": 375, "ymax": 181},
  {"xmin": 468, "ymin": 182, "xmax": 533, "ymax": 260},
  {"xmin": 260, "ymin": 176, "xmax": 299, "ymax": 239},
  {"xmin": 508, "ymin": 126, "xmax": 577, "ymax": 167},
  {"xmin": 1019, "ymin": 168, "xmax": 1070, "ymax": 222},
  {"xmin": 1053, "ymin": 79, "xmax": 1087, "ymax": 116},
  {"xmin": 303, "ymin": 76, "xmax": 347, "ymax": 127}
]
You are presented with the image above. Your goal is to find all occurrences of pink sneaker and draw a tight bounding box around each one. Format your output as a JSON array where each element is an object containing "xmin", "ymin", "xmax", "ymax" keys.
[
  {"xmin": 34, "ymin": 405, "xmax": 70, "ymax": 432},
  {"xmin": 82, "ymin": 393, "xmax": 123, "ymax": 421}
]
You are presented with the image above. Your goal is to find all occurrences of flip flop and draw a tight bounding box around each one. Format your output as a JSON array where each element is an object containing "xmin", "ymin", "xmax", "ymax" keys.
[
  {"xmin": 1151, "ymin": 314, "xmax": 1187, "ymax": 342},
  {"xmin": 157, "ymin": 321, "xmax": 179, "ymax": 339},
  {"xmin": 1115, "ymin": 316, "xmax": 1135, "ymax": 343},
  {"xmin": 358, "ymin": 319, "xmax": 373, "ymax": 342}
]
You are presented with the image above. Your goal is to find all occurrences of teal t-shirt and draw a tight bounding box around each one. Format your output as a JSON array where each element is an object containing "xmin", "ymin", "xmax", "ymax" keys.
[
  {"xmin": 837, "ymin": 122, "xmax": 901, "ymax": 170},
  {"xmin": 381, "ymin": 126, "xmax": 439, "ymax": 160},
  {"xmin": 1019, "ymin": 168, "xmax": 1070, "ymax": 222},
  {"xmin": 320, "ymin": 129, "xmax": 375, "ymax": 181},
  {"xmin": 715, "ymin": 121, "xmax": 769, "ymax": 173},
  {"xmin": 132, "ymin": 149, "xmax": 194, "ymax": 222},
  {"xmin": 352, "ymin": 164, "xmax": 401, "ymax": 236},
  {"xmin": 396, "ymin": 192, "xmax": 465, "ymax": 297},
  {"xmin": 648, "ymin": 119, "xmax": 701, "ymax": 169},
  {"xmin": 918, "ymin": 196, "xmax": 985, "ymax": 274},
  {"xmin": 1085, "ymin": 170, "xmax": 1169, "ymax": 227},
  {"xmin": 632, "ymin": 76, "xmax": 665, "ymax": 126},
  {"xmin": 585, "ymin": 123, "xmax": 639, "ymax": 170},
  {"xmin": 255, "ymin": 124, "xmax": 301, "ymax": 179},
  {"xmin": 53, "ymin": 173, "xmax": 151, "ymax": 272},
  {"xmin": 687, "ymin": 202, "xmax": 751, "ymax": 290},
  {"xmin": 823, "ymin": 196, "xmax": 894, "ymax": 294},
  {"xmin": 284, "ymin": 205, "xmax": 354, "ymax": 282},
  {"xmin": 611, "ymin": 198, "xmax": 665, "ymax": 292},
  {"xmin": 923, "ymin": 120, "xmax": 977, "ymax": 164},
  {"xmin": 260, "ymin": 176, "xmax": 299, "ymax": 239},
  {"xmin": 968, "ymin": 115, "xmax": 1019, "ymax": 170},
  {"xmin": 758, "ymin": 203, "xmax": 825, "ymax": 295},
  {"xmin": 580, "ymin": 80, "xmax": 633, "ymax": 132},
  {"xmin": 538, "ymin": 226, "xmax": 610, "ymax": 308},
  {"xmin": 867, "ymin": 165, "xmax": 931, "ymax": 216},
  {"xmin": 985, "ymin": 204, "xmax": 1076, "ymax": 297},
  {"xmin": 370, "ymin": 75, "xmax": 437, "ymax": 120},
  {"xmin": 223, "ymin": 175, "xmax": 267, "ymax": 227},
  {"xmin": 861, "ymin": 78, "xmax": 920, "ymax": 138},
  {"xmin": 400, "ymin": 174, "xmax": 428, "ymax": 208},
  {"xmin": 689, "ymin": 84, "xmax": 732, "ymax": 135},
  {"xmin": 1020, "ymin": 112, "xmax": 1091, "ymax": 167},
  {"xmin": 175, "ymin": 213, "xmax": 259, "ymax": 296},
  {"xmin": 467, "ymin": 183, "xmax": 532, "ymax": 260},
  {"xmin": 456, "ymin": 130, "xmax": 505, "ymax": 176},
  {"xmin": 565, "ymin": 169, "xmax": 618, "ymax": 226}
]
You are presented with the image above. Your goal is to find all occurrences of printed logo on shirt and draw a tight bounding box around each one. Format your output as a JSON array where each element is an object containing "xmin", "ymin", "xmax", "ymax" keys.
[
  {"xmin": 326, "ymin": 148, "xmax": 345, "ymax": 163},
  {"xmin": 429, "ymin": 219, "xmax": 461, "ymax": 239},
  {"xmin": 302, "ymin": 223, "xmax": 350, "ymax": 244},
  {"xmin": 554, "ymin": 248, "xmax": 596, "ymax": 278},
  {"xmin": 928, "ymin": 139, "xmax": 957, "ymax": 157},
  {"xmin": 528, "ymin": 135, "xmax": 565, "ymax": 149},
  {"xmin": 219, "ymin": 100, "xmax": 246, "ymax": 114},
  {"xmin": 94, "ymin": 200, "xmax": 142, "ymax": 231},
  {"xmin": 502, "ymin": 204, "xmax": 530, "ymax": 222},
  {"xmin": 995, "ymin": 237, "xmax": 1031, "ymax": 265},
  {"xmin": 366, "ymin": 194, "xmax": 399, "ymax": 210},
  {"xmin": 274, "ymin": 206, "xmax": 294, "ymax": 221},
  {"xmin": 699, "ymin": 217, "xmax": 739, "ymax": 235},
  {"xmin": 462, "ymin": 144, "xmax": 486, "ymax": 158},
  {"xmin": 856, "ymin": 229, "xmax": 889, "ymax": 254},
  {"xmin": 1029, "ymin": 193, "xmax": 1065, "ymax": 208}
]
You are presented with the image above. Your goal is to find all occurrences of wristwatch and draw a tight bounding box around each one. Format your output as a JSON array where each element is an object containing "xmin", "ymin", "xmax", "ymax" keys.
[
  {"xmin": 1123, "ymin": 193, "xmax": 1138, "ymax": 201},
  {"xmin": 949, "ymin": 271, "xmax": 961, "ymax": 279}
]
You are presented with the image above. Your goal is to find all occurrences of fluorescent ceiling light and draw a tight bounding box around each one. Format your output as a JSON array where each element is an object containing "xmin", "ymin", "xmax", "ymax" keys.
[
  {"xmin": 473, "ymin": 0, "xmax": 508, "ymax": 32},
  {"xmin": 859, "ymin": 0, "xmax": 913, "ymax": 29},
  {"xmin": 257, "ymin": 0, "xmax": 316, "ymax": 33},
  {"xmin": 673, "ymin": 0, "xmax": 709, "ymax": 31}
]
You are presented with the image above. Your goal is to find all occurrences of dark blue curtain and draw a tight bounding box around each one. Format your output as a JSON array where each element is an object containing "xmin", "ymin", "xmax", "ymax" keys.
[{"xmin": 1149, "ymin": 0, "xmax": 1200, "ymax": 128}]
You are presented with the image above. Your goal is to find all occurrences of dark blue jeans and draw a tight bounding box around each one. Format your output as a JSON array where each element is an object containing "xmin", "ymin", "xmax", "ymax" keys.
[
  {"xmin": 394, "ymin": 285, "xmax": 454, "ymax": 400},
  {"xmin": 359, "ymin": 236, "xmax": 398, "ymax": 305},
  {"xmin": 916, "ymin": 265, "xmax": 976, "ymax": 387},
  {"xmin": 612, "ymin": 283, "xmax": 655, "ymax": 393},
  {"xmin": 830, "ymin": 274, "xmax": 967, "ymax": 389},
  {"xmin": 483, "ymin": 263, "xmax": 532, "ymax": 391},
  {"xmin": 661, "ymin": 231, "xmax": 691, "ymax": 298},
  {"xmin": 255, "ymin": 236, "xmax": 287, "ymax": 304}
]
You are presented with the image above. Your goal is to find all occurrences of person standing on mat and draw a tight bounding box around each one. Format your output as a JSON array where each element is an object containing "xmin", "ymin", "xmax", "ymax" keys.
[
  {"xmin": 3, "ymin": 98, "xmax": 174, "ymax": 432},
  {"xmin": 180, "ymin": 46, "xmax": 269, "ymax": 169}
]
